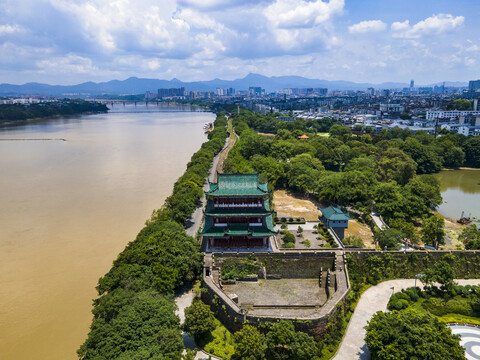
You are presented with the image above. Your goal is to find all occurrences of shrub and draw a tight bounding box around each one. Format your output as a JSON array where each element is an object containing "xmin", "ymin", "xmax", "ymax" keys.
[
  {"xmin": 388, "ymin": 299, "xmax": 409, "ymax": 311},
  {"xmin": 282, "ymin": 242, "xmax": 295, "ymax": 249},
  {"xmin": 303, "ymin": 239, "xmax": 311, "ymax": 248},
  {"xmin": 283, "ymin": 231, "xmax": 296, "ymax": 244}
]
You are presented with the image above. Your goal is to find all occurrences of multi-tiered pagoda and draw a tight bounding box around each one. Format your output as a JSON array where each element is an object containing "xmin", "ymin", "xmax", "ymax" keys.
[{"xmin": 201, "ymin": 173, "xmax": 276, "ymax": 252}]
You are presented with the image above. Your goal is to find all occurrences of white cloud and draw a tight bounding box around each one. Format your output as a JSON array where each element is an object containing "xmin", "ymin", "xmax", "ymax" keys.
[
  {"xmin": 391, "ymin": 20, "xmax": 410, "ymax": 32},
  {"xmin": 0, "ymin": 24, "xmax": 22, "ymax": 35},
  {"xmin": 36, "ymin": 54, "xmax": 98, "ymax": 74},
  {"xmin": 392, "ymin": 14, "xmax": 464, "ymax": 39},
  {"xmin": 466, "ymin": 44, "xmax": 480, "ymax": 52},
  {"xmin": 348, "ymin": 20, "xmax": 386, "ymax": 34},
  {"xmin": 262, "ymin": 0, "xmax": 344, "ymax": 51},
  {"xmin": 264, "ymin": 0, "xmax": 344, "ymax": 29}
]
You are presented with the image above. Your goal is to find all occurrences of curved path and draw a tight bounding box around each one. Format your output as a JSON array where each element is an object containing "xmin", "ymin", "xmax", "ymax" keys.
[
  {"xmin": 333, "ymin": 279, "xmax": 480, "ymax": 360},
  {"xmin": 449, "ymin": 324, "xmax": 480, "ymax": 360}
]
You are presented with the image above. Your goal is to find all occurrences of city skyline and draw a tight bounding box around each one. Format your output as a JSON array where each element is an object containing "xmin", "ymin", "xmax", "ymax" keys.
[{"xmin": 1, "ymin": 0, "xmax": 479, "ymax": 85}]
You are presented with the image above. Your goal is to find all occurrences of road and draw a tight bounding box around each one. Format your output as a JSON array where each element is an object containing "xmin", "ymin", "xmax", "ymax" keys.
[
  {"xmin": 333, "ymin": 279, "xmax": 480, "ymax": 360},
  {"xmin": 186, "ymin": 128, "xmax": 235, "ymax": 237}
]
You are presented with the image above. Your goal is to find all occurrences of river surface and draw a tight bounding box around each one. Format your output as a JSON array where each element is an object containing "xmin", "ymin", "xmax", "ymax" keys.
[
  {"xmin": 434, "ymin": 169, "xmax": 480, "ymax": 224},
  {"xmin": 0, "ymin": 103, "xmax": 214, "ymax": 360}
]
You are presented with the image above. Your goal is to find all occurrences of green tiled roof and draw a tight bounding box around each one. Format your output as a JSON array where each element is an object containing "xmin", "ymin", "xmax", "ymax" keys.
[
  {"xmin": 318, "ymin": 206, "xmax": 352, "ymax": 221},
  {"xmin": 207, "ymin": 173, "xmax": 268, "ymax": 196},
  {"xmin": 200, "ymin": 214, "xmax": 277, "ymax": 237},
  {"xmin": 204, "ymin": 198, "xmax": 272, "ymax": 217}
]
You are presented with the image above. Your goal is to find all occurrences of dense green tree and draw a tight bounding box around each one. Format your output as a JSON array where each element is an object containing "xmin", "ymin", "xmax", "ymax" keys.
[
  {"xmin": 233, "ymin": 325, "xmax": 266, "ymax": 360},
  {"xmin": 373, "ymin": 182, "xmax": 406, "ymax": 220},
  {"xmin": 286, "ymin": 153, "xmax": 324, "ymax": 192},
  {"xmin": 78, "ymin": 291, "xmax": 182, "ymax": 360},
  {"xmin": 250, "ymin": 155, "xmax": 285, "ymax": 187},
  {"xmin": 389, "ymin": 220, "xmax": 419, "ymax": 244},
  {"xmin": 460, "ymin": 224, "xmax": 480, "ymax": 249},
  {"xmin": 404, "ymin": 175, "xmax": 442, "ymax": 213},
  {"xmin": 265, "ymin": 321, "xmax": 318, "ymax": 360},
  {"xmin": 401, "ymin": 138, "xmax": 442, "ymax": 174},
  {"xmin": 422, "ymin": 260, "xmax": 456, "ymax": 293},
  {"xmin": 329, "ymin": 123, "xmax": 352, "ymax": 139},
  {"xmin": 435, "ymin": 139, "xmax": 466, "ymax": 168},
  {"xmin": 375, "ymin": 228, "xmax": 404, "ymax": 250},
  {"xmin": 375, "ymin": 148, "xmax": 417, "ymax": 185},
  {"xmin": 283, "ymin": 231, "xmax": 296, "ymax": 244},
  {"xmin": 446, "ymin": 99, "xmax": 472, "ymax": 110},
  {"xmin": 365, "ymin": 309, "xmax": 466, "ymax": 360},
  {"xmin": 420, "ymin": 214, "xmax": 445, "ymax": 246},
  {"xmin": 464, "ymin": 137, "xmax": 480, "ymax": 168},
  {"xmin": 183, "ymin": 299, "xmax": 216, "ymax": 341}
]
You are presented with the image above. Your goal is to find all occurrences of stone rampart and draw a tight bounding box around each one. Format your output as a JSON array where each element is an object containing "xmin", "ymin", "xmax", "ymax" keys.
[{"xmin": 202, "ymin": 251, "xmax": 350, "ymax": 336}]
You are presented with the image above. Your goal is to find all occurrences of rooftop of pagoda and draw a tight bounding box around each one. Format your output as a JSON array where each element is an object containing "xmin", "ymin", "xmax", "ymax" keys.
[{"xmin": 206, "ymin": 172, "xmax": 269, "ymax": 197}]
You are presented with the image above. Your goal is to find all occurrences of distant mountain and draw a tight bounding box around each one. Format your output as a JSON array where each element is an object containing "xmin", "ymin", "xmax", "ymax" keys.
[{"xmin": 0, "ymin": 74, "xmax": 468, "ymax": 96}]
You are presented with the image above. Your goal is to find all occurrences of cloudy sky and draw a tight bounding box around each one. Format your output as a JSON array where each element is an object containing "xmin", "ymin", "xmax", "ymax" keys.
[{"xmin": 1, "ymin": 0, "xmax": 478, "ymax": 85}]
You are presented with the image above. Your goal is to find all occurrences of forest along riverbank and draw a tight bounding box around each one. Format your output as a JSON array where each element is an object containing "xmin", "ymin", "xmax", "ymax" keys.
[
  {"xmin": 77, "ymin": 113, "xmax": 229, "ymax": 359},
  {"xmin": 0, "ymin": 106, "xmax": 215, "ymax": 360}
]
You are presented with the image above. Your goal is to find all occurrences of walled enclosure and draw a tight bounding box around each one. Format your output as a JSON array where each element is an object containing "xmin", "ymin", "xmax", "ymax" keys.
[
  {"xmin": 202, "ymin": 251, "xmax": 350, "ymax": 335},
  {"xmin": 202, "ymin": 250, "xmax": 480, "ymax": 336}
]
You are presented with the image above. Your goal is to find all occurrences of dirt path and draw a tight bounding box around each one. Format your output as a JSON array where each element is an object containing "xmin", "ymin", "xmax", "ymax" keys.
[{"xmin": 214, "ymin": 118, "xmax": 236, "ymax": 179}]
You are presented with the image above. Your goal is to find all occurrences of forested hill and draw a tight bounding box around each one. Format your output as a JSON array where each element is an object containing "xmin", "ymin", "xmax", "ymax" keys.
[{"xmin": 0, "ymin": 100, "xmax": 108, "ymax": 123}]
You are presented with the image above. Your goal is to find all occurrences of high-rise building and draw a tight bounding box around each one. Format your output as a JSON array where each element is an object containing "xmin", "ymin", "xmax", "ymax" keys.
[
  {"xmin": 410, "ymin": 80, "xmax": 414, "ymax": 89},
  {"xmin": 157, "ymin": 87, "xmax": 185, "ymax": 98},
  {"xmin": 249, "ymin": 87, "xmax": 262, "ymax": 96},
  {"xmin": 469, "ymin": 80, "xmax": 480, "ymax": 91}
]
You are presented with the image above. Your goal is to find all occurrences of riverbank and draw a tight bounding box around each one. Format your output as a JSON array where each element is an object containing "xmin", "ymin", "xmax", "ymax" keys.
[
  {"xmin": 77, "ymin": 112, "xmax": 229, "ymax": 359},
  {"xmin": 0, "ymin": 100, "xmax": 108, "ymax": 127}
]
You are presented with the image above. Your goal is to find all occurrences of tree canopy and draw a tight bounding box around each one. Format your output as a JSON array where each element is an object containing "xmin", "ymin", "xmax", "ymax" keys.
[{"xmin": 365, "ymin": 308, "xmax": 466, "ymax": 360}]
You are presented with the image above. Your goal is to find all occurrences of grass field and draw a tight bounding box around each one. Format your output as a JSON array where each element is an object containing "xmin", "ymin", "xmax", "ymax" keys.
[{"xmin": 198, "ymin": 318, "xmax": 236, "ymax": 359}]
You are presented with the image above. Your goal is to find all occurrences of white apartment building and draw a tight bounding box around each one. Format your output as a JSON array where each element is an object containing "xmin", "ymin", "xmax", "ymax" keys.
[
  {"xmin": 379, "ymin": 104, "xmax": 405, "ymax": 113},
  {"xmin": 426, "ymin": 110, "xmax": 480, "ymax": 121}
]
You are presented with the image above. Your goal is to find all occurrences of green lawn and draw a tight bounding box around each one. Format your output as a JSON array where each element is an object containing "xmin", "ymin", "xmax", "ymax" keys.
[{"xmin": 197, "ymin": 318, "xmax": 236, "ymax": 359}]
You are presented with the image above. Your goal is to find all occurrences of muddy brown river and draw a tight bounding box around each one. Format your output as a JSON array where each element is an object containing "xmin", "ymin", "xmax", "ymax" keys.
[{"xmin": 0, "ymin": 104, "xmax": 214, "ymax": 360}]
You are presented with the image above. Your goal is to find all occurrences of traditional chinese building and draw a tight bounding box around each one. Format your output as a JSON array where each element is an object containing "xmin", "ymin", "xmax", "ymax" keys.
[
  {"xmin": 318, "ymin": 205, "xmax": 352, "ymax": 240},
  {"xmin": 201, "ymin": 173, "xmax": 276, "ymax": 252}
]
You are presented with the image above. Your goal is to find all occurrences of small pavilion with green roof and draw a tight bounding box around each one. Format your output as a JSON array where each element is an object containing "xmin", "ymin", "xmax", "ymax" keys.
[
  {"xmin": 318, "ymin": 205, "xmax": 352, "ymax": 240},
  {"xmin": 200, "ymin": 173, "xmax": 276, "ymax": 251}
]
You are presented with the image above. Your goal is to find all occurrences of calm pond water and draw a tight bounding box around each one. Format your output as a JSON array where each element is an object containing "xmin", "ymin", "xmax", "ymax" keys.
[
  {"xmin": 434, "ymin": 169, "xmax": 480, "ymax": 224},
  {"xmin": 0, "ymin": 104, "xmax": 214, "ymax": 360}
]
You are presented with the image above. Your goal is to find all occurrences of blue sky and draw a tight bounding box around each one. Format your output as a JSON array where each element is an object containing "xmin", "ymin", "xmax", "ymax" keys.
[{"xmin": 0, "ymin": 0, "xmax": 478, "ymax": 85}]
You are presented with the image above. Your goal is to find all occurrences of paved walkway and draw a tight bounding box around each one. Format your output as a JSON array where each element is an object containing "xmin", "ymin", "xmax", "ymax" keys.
[
  {"xmin": 174, "ymin": 285, "xmax": 222, "ymax": 360},
  {"xmin": 333, "ymin": 279, "xmax": 480, "ymax": 360},
  {"xmin": 370, "ymin": 211, "xmax": 388, "ymax": 230},
  {"xmin": 449, "ymin": 324, "xmax": 480, "ymax": 360}
]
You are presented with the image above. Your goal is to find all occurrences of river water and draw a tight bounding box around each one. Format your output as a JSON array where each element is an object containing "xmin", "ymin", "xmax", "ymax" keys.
[
  {"xmin": 434, "ymin": 169, "xmax": 480, "ymax": 224},
  {"xmin": 0, "ymin": 103, "xmax": 214, "ymax": 360}
]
